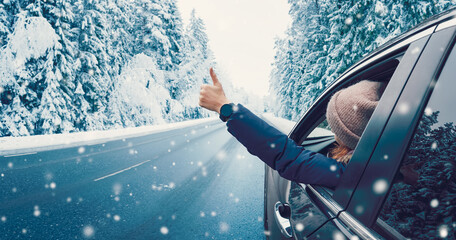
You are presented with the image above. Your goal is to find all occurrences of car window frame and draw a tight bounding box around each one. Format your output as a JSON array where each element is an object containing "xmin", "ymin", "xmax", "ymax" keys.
[
  {"xmin": 289, "ymin": 36, "xmax": 430, "ymax": 211},
  {"xmin": 343, "ymin": 25, "xmax": 456, "ymax": 231}
]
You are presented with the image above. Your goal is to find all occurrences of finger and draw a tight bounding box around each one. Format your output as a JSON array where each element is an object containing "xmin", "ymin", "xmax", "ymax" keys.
[{"xmin": 210, "ymin": 67, "xmax": 221, "ymax": 86}]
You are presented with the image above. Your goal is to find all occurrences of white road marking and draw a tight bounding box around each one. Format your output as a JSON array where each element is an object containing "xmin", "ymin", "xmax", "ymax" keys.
[
  {"xmin": 4, "ymin": 152, "xmax": 37, "ymax": 158},
  {"xmin": 93, "ymin": 160, "xmax": 151, "ymax": 182}
]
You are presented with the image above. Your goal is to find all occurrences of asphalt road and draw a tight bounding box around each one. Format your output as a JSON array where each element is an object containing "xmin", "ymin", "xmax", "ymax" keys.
[{"xmin": 0, "ymin": 121, "xmax": 265, "ymax": 239}]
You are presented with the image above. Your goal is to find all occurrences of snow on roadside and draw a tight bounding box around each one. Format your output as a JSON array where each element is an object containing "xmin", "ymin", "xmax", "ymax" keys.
[{"xmin": 0, "ymin": 117, "xmax": 219, "ymax": 155}]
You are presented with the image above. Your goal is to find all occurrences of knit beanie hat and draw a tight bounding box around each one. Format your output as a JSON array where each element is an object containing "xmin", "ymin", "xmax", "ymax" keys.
[{"xmin": 326, "ymin": 80, "xmax": 386, "ymax": 149}]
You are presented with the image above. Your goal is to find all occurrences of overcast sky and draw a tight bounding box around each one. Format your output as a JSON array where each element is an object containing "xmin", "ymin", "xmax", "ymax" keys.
[{"xmin": 177, "ymin": 0, "xmax": 291, "ymax": 97}]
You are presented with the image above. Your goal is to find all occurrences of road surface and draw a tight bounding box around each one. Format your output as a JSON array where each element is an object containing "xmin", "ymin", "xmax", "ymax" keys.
[{"xmin": 0, "ymin": 120, "xmax": 266, "ymax": 239}]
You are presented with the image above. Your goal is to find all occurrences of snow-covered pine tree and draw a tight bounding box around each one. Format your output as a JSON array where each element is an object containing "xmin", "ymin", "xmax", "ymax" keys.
[
  {"xmin": 177, "ymin": 9, "xmax": 215, "ymax": 120},
  {"xmin": 73, "ymin": 0, "xmax": 111, "ymax": 131},
  {"xmin": 0, "ymin": 2, "xmax": 10, "ymax": 48},
  {"xmin": 107, "ymin": 53, "xmax": 170, "ymax": 128},
  {"xmin": 271, "ymin": 0, "xmax": 456, "ymax": 121}
]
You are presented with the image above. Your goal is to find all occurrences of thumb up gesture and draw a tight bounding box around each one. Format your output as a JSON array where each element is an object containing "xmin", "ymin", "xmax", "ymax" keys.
[{"xmin": 199, "ymin": 68, "xmax": 231, "ymax": 114}]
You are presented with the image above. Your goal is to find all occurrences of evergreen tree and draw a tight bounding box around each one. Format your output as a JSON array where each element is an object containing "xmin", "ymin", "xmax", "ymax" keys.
[
  {"xmin": 0, "ymin": 0, "xmax": 231, "ymax": 136},
  {"xmin": 271, "ymin": 0, "xmax": 456, "ymax": 121},
  {"xmin": 177, "ymin": 9, "xmax": 214, "ymax": 119},
  {"xmin": 73, "ymin": 0, "xmax": 111, "ymax": 130}
]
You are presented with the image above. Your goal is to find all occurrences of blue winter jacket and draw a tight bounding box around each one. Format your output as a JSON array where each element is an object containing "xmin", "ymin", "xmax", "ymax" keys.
[{"xmin": 226, "ymin": 104, "xmax": 346, "ymax": 188}]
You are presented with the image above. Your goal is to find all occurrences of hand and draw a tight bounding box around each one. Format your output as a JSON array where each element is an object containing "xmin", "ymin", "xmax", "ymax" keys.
[{"xmin": 199, "ymin": 68, "xmax": 231, "ymax": 114}]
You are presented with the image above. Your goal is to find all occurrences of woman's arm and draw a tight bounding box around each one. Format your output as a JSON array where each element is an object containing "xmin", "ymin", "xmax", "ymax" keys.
[
  {"xmin": 226, "ymin": 104, "xmax": 345, "ymax": 188},
  {"xmin": 199, "ymin": 68, "xmax": 345, "ymax": 188}
]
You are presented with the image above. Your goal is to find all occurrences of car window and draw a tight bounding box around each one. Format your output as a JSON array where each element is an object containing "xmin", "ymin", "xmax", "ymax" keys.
[{"xmin": 375, "ymin": 44, "xmax": 456, "ymax": 240}]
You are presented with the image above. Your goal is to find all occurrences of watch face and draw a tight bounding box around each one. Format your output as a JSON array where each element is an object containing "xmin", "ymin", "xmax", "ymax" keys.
[{"xmin": 221, "ymin": 104, "xmax": 233, "ymax": 117}]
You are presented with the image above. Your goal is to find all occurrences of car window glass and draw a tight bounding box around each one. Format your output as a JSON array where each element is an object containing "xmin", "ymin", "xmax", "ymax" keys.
[{"xmin": 376, "ymin": 48, "xmax": 456, "ymax": 240}]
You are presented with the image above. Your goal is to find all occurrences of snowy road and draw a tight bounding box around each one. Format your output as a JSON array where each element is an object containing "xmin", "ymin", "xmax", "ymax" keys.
[{"xmin": 0, "ymin": 121, "xmax": 266, "ymax": 239}]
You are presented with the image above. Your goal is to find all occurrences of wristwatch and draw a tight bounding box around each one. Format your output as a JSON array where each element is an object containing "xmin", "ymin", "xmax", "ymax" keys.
[{"xmin": 219, "ymin": 103, "xmax": 235, "ymax": 122}]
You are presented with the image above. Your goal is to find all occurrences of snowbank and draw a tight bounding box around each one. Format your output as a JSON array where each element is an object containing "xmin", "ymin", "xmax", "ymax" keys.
[{"xmin": 0, "ymin": 117, "xmax": 219, "ymax": 155}]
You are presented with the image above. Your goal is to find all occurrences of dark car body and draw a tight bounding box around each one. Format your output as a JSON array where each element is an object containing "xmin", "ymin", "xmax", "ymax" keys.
[{"xmin": 264, "ymin": 8, "xmax": 456, "ymax": 240}]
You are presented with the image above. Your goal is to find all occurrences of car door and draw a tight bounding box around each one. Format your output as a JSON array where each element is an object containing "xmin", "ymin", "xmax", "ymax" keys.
[{"xmin": 309, "ymin": 19, "xmax": 456, "ymax": 240}]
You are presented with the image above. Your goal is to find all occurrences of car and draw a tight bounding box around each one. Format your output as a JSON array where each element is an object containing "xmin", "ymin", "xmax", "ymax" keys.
[{"xmin": 264, "ymin": 7, "xmax": 456, "ymax": 240}]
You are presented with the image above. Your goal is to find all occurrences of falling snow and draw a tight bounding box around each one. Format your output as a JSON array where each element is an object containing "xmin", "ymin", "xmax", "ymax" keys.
[
  {"xmin": 295, "ymin": 223, "xmax": 304, "ymax": 232},
  {"xmin": 219, "ymin": 222, "xmax": 229, "ymax": 233},
  {"xmin": 160, "ymin": 226, "xmax": 169, "ymax": 235},
  {"xmin": 78, "ymin": 147, "xmax": 86, "ymax": 154},
  {"xmin": 438, "ymin": 225, "xmax": 448, "ymax": 238},
  {"xmin": 430, "ymin": 199, "xmax": 439, "ymax": 208},
  {"xmin": 82, "ymin": 225, "xmax": 95, "ymax": 238},
  {"xmin": 33, "ymin": 206, "xmax": 41, "ymax": 217},
  {"xmin": 333, "ymin": 231, "xmax": 345, "ymax": 240},
  {"xmin": 373, "ymin": 179, "xmax": 388, "ymax": 194}
]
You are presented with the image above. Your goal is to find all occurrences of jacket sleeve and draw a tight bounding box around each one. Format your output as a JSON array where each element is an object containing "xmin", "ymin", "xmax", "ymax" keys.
[{"xmin": 226, "ymin": 104, "xmax": 346, "ymax": 188}]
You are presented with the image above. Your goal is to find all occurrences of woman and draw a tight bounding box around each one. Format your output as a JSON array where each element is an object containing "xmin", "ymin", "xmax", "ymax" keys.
[{"xmin": 199, "ymin": 68, "xmax": 385, "ymax": 188}]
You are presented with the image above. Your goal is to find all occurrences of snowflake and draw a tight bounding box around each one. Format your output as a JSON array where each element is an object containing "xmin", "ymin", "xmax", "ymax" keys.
[
  {"xmin": 219, "ymin": 222, "xmax": 229, "ymax": 233},
  {"xmin": 82, "ymin": 225, "xmax": 95, "ymax": 238},
  {"xmin": 355, "ymin": 205, "xmax": 364, "ymax": 215},
  {"xmin": 211, "ymin": 211, "xmax": 217, "ymax": 217},
  {"xmin": 113, "ymin": 215, "xmax": 121, "ymax": 222},
  {"xmin": 430, "ymin": 199, "xmax": 439, "ymax": 208},
  {"xmin": 438, "ymin": 225, "xmax": 448, "ymax": 238},
  {"xmin": 78, "ymin": 147, "xmax": 86, "ymax": 154},
  {"xmin": 160, "ymin": 226, "xmax": 169, "ymax": 235},
  {"xmin": 33, "ymin": 205, "xmax": 41, "ymax": 217},
  {"xmin": 424, "ymin": 107, "xmax": 433, "ymax": 116},
  {"xmin": 113, "ymin": 183, "xmax": 122, "ymax": 195},
  {"xmin": 50, "ymin": 182, "xmax": 56, "ymax": 189},
  {"xmin": 200, "ymin": 212, "xmax": 205, "ymax": 217},
  {"xmin": 7, "ymin": 162, "xmax": 13, "ymax": 169},
  {"xmin": 410, "ymin": 47, "xmax": 421, "ymax": 55},
  {"xmin": 333, "ymin": 231, "xmax": 345, "ymax": 240},
  {"xmin": 1, "ymin": 216, "xmax": 6, "ymax": 222},
  {"xmin": 345, "ymin": 17, "xmax": 353, "ymax": 25},
  {"xmin": 295, "ymin": 223, "xmax": 304, "ymax": 232},
  {"xmin": 217, "ymin": 150, "xmax": 226, "ymax": 160},
  {"xmin": 67, "ymin": 197, "xmax": 72, "ymax": 203},
  {"xmin": 168, "ymin": 182, "xmax": 175, "ymax": 189},
  {"xmin": 373, "ymin": 179, "xmax": 388, "ymax": 194},
  {"xmin": 330, "ymin": 165, "xmax": 337, "ymax": 172},
  {"xmin": 398, "ymin": 103, "xmax": 409, "ymax": 114}
]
